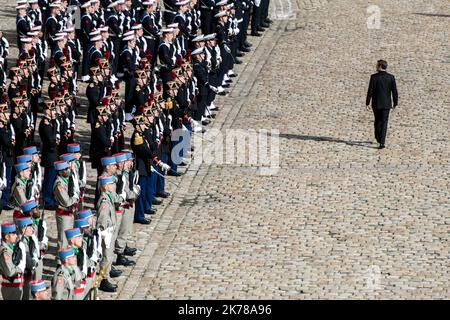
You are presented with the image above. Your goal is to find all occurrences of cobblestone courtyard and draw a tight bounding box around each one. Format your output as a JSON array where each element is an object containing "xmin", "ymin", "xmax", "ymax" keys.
[{"xmin": 1, "ymin": 0, "xmax": 450, "ymax": 299}]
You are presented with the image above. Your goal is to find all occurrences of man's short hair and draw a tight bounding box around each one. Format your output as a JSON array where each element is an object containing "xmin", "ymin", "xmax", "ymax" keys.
[{"xmin": 377, "ymin": 60, "xmax": 388, "ymax": 70}]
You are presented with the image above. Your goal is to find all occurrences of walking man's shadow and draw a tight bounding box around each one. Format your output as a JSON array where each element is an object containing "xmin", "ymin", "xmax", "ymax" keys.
[{"xmin": 278, "ymin": 133, "xmax": 378, "ymax": 149}]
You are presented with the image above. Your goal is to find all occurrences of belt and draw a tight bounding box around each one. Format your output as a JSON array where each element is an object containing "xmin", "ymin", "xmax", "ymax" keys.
[
  {"xmin": 56, "ymin": 208, "xmax": 74, "ymax": 216},
  {"xmin": 2, "ymin": 274, "xmax": 24, "ymax": 287},
  {"xmin": 74, "ymin": 280, "xmax": 86, "ymax": 295}
]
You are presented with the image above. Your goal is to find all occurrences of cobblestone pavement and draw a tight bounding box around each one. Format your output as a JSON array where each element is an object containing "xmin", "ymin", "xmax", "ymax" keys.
[{"xmin": 1, "ymin": 0, "xmax": 450, "ymax": 299}]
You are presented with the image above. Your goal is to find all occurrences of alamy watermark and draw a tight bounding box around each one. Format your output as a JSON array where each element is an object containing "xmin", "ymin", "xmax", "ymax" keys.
[
  {"xmin": 367, "ymin": 5, "xmax": 381, "ymax": 29},
  {"xmin": 170, "ymin": 128, "xmax": 280, "ymax": 176},
  {"xmin": 270, "ymin": 0, "xmax": 297, "ymax": 20}
]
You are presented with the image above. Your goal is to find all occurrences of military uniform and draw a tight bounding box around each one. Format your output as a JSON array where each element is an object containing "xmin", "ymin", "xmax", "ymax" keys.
[
  {"xmin": 10, "ymin": 176, "xmax": 30, "ymax": 218},
  {"xmin": 81, "ymin": 228, "xmax": 102, "ymax": 299},
  {"xmin": 90, "ymin": 120, "xmax": 112, "ymax": 170},
  {"xmin": 51, "ymin": 264, "xmax": 82, "ymax": 300},
  {"xmin": 0, "ymin": 240, "xmax": 26, "ymax": 300},
  {"xmin": 18, "ymin": 233, "xmax": 40, "ymax": 300},
  {"xmin": 114, "ymin": 161, "xmax": 138, "ymax": 263},
  {"xmin": 39, "ymin": 115, "xmax": 58, "ymax": 208},
  {"xmin": 96, "ymin": 191, "xmax": 117, "ymax": 283},
  {"xmin": 53, "ymin": 175, "xmax": 79, "ymax": 252}
]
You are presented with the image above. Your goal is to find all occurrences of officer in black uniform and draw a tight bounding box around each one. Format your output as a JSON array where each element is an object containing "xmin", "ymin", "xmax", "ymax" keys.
[
  {"xmin": 89, "ymin": 106, "xmax": 112, "ymax": 176},
  {"xmin": 39, "ymin": 101, "xmax": 58, "ymax": 210},
  {"xmin": 0, "ymin": 102, "xmax": 14, "ymax": 210},
  {"xmin": 119, "ymin": 35, "xmax": 138, "ymax": 114},
  {"xmin": 86, "ymin": 66, "xmax": 104, "ymax": 125}
]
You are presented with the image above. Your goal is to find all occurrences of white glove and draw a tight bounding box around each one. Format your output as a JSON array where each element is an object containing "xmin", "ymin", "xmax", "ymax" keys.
[
  {"xmin": 158, "ymin": 161, "xmax": 171, "ymax": 173},
  {"xmin": 189, "ymin": 118, "xmax": 203, "ymax": 132},
  {"xmin": 0, "ymin": 178, "xmax": 6, "ymax": 191},
  {"xmin": 101, "ymin": 227, "xmax": 113, "ymax": 249},
  {"xmin": 208, "ymin": 85, "xmax": 219, "ymax": 93},
  {"xmin": 224, "ymin": 44, "xmax": 231, "ymax": 54},
  {"xmin": 133, "ymin": 185, "xmax": 141, "ymax": 196}
]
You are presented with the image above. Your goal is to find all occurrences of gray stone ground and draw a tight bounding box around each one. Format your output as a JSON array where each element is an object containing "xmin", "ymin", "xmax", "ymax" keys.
[{"xmin": 1, "ymin": 0, "xmax": 450, "ymax": 299}]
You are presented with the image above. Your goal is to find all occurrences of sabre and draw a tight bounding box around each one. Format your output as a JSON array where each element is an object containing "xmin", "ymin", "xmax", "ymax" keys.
[{"xmin": 150, "ymin": 166, "xmax": 179, "ymax": 187}]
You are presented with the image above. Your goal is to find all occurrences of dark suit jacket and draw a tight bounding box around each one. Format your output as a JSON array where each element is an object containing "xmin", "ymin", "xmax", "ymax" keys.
[{"xmin": 366, "ymin": 71, "xmax": 398, "ymax": 110}]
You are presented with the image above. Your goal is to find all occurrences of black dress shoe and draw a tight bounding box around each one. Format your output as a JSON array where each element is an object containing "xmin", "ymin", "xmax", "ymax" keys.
[
  {"xmin": 168, "ymin": 171, "xmax": 182, "ymax": 177},
  {"xmin": 207, "ymin": 113, "xmax": 216, "ymax": 118},
  {"xmin": 134, "ymin": 218, "xmax": 151, "ymax": 224},
  {"xmin": 251, "ymin": 31, "xmax": 262, "ymax": 37},
  {"xmin": 152, "ymin": 198, "xmax": 163, "ymax": 205},
  {"xmin": 239, "ymin": 46, "xmax": 250, "ymax": 53},
  {"xmin": 378, "ymin": 144, "xmax": 385, "ymax": 149},
  {"xmin": 99, "ymin": 279, "xmax": 117, "ymax": 292},
  {"xmin": 261, "ymin": 22, "xmax": 270, "ymax": 28},
  {"xmin": 236, "ymin": 51, "xmax": 244, "ymax": 57},
  {"xmin": 109, "ymin": 268, "xmax": 122, "ymax": 278},
  {"xmin": 221, "ymin": 83, "xmax": 230, "ymax": 88},
  {"xmin": 156, "ymin": 191, "xmax": 170, "ymax": 198},
  {"xmin": 116, "ymin": 254, "xmax": 136, "ymax": 267},
  {"xmin": 218, "ymin": 91, "xmax": 228, "ymax": 96},
  {"xmin": 2, "ymin": 205, "xmax": 13, "ymax": 210},
  {"xmin": 229, "ymin": 73, "xmax": 238, "ymax": 77},
  {"xmin": 244, "ymin": 40, "xmax": 252, "ymax": 47},
  {"xmin": 124, "ymin": 246, "xmax": 137, "ymax": 256},
  {"xmin": 145, "ymin": 208, "xmax": 157, "ymax": 215},
  {"xmin": 178, "ymin": 162, "xmax": 188, "ymax": 167},
  {"xmin": 225, "ymin": 78, "xmax": 232, "ymax": 83},
  {"xmin": 265, "ymin": 18, "xmax": 274, "ymax": 24},
  {"xmin": 257, "ymin": 26, "xmax": 265, "ymax": 32},
  {"xmin": 235, "ymin": 59, "xmax": 243, "ymax": 64}
]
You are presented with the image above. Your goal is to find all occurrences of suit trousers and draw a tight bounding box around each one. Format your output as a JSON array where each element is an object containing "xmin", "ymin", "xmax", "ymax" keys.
[{"xmin": 373, "ymin": 108, "xmax": 390, "ymax": 145}]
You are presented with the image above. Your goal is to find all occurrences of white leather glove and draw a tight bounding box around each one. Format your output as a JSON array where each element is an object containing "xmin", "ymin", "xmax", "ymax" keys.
[
  {"xmin": 101, "ymin": 227, "xmax": 113, "ymax": 249},
  {"xmin": 133, "ymin": 185, "xmax": 141, "ymax": 196},
  {"xmin": 158, "ymin": 161, "xmax": 171, "ymax": 173},
  {"xmin": 208, "ymin": 85, "xmax": 219, "ymax": 93},
  {"xmin": 189, "ymin": 118, "xmax": 203, "ymax": 132}
]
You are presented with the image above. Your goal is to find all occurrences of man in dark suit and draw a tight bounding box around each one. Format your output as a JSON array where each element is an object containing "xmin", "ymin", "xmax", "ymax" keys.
[{"xmin": 366, "ymin": 59, "xmax": 398, "ymax": 149}]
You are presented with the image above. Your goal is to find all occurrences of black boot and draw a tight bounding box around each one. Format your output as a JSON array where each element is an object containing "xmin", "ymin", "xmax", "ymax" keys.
[
  {"xmin": 116, "ymin": 253, "xmax": 136, "ymax": 266},
  {"xmin": 152, "ymin": 198, "xmax": 163, "ymax": 205},
  {"xmin": 99, "ymin": 279, "xmax": 117, "ymax": 292},
  {"xmin": 124, "ymin": 246, "xmax": 137, "ymax": 256},
  {"xmin": 156, "ymin": 191, "xmax": 170, "ymax": 198},
  {"xmin": 145, "ymin": 208, "xmax": 157, "ymax": 215},
  {"xmin": 109, "ymin": 267, "xmax": 122, "ymax": 278}
]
